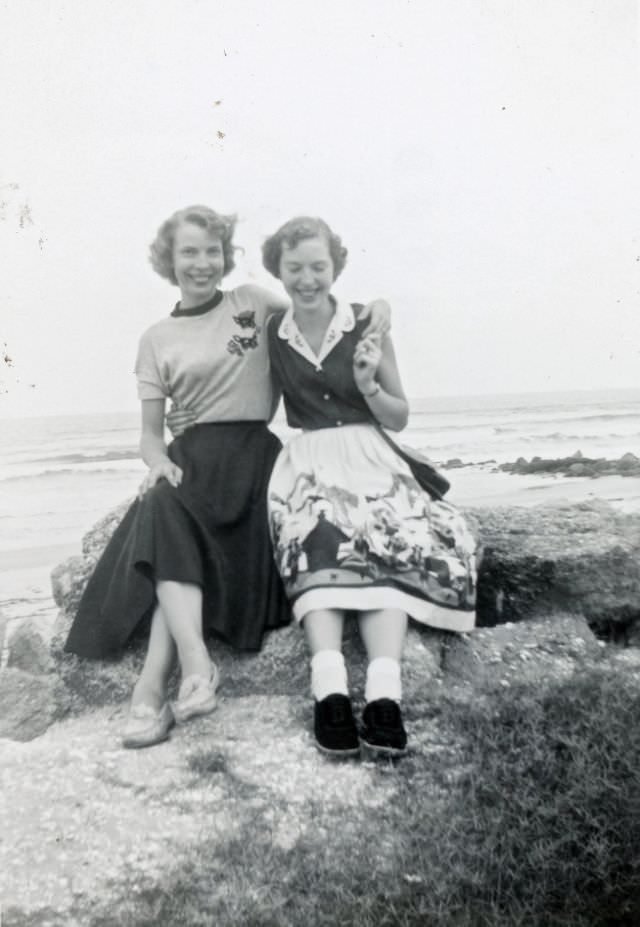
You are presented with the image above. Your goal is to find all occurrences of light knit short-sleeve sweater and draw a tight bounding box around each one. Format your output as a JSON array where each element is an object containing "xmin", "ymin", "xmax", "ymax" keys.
[{"xmin": 135, "ymin": 284, "xmax": 284, "ymax": 423}]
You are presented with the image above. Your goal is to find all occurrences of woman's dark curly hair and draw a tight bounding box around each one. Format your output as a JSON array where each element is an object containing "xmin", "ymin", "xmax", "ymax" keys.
[
  {"xmin": 149, "ymin": 205, "xmax": 237, "ymax": 284},
  {"xmin": 261, "ymin": 217, "xmax": 348, "ymax": 281}
]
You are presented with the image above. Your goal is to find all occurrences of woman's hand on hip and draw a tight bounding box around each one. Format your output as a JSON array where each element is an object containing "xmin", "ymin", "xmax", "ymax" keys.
[
  {"xmin": 166, "ymin": 405, "xmax": 197, "ymax": 438},
  {"xmin": 138, "ymin": 460, "xmax": 183, "ymax": 497}
]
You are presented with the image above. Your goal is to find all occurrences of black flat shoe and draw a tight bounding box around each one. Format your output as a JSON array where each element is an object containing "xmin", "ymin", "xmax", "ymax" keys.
[
  {"xmin": 314, "ymin": 694, "xmax": 360, "ymax": 757},
  {"xmin": 360, "ymin": 698, "xmax": 408, "ymax": 758}
]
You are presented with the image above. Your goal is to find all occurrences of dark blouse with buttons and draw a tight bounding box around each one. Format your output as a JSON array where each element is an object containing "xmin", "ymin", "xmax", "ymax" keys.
[{"xmin": 267, "ymin": 308, "xmax": 374, "ymax": 431}]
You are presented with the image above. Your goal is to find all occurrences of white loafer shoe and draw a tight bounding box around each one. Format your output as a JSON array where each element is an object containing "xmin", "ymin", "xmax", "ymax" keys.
[
  {"xmin": 122, "ymin": 701, "xmax": 175, "ymax": 749},
  {"xmin": 173, "ymin": 662, "xmax": 220, "ymax": 724}
]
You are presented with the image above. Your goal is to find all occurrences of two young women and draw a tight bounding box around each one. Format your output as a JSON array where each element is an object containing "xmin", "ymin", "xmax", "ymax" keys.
[{"xmin": 65, "ymin": 206, "xmax": 477, "ymax": 758}]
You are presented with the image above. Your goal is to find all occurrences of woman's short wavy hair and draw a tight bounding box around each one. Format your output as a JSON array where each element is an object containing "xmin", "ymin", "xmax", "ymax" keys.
[
  {"xmin": 261, "ymin": 217, "xmax": 348, "ymax": 281},
  {"xmin": 149, "ymin": 205, "xmax": 237, "ymax": 284}
]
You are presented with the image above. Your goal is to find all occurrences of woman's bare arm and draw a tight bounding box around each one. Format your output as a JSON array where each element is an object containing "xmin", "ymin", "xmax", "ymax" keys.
[
  {"xmin": 353, "ymin": 334, "xmax": 409, "ymax": 432},
  {"xmin": 139, "ymin": 398, "xmax": 183, "ymax": 493}
]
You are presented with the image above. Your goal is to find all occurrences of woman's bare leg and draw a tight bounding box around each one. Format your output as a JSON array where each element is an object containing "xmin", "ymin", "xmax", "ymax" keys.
[
  {"xmin": 359, "ymin": 609, "xmax": 407, "ymax": 703},
  {"xmin": 131, "ymin": 605, "xmax": 176, "ymax": 710},
  {"xmin": 303, "ymin": 608, "xmax": 345, "ymax": 654},
  {"xmin": 156, "ymin": 580, "xmax": 211, "ymax": 679},
  {"xmin": 303, "ymin": 609, "xmax": 348, "ymax": 701},
  {"xmin": 358, "ymin": 609, "xmax": 407, "ymax": 662}
]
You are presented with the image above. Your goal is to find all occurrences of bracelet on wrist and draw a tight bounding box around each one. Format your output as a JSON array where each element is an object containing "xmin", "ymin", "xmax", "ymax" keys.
[{"xmin": 363, "ymin": 383, "xmax": 381, "ymax": 399}]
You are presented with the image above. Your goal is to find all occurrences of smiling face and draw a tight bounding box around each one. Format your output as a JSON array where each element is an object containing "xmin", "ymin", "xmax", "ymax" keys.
[
  {"xmin": 172, "ymin": 221, "xmax": 226, "ymax": 307},
  {"xmin": 278, "ymin": 236, "xmax": 334, "ymax": 313}
]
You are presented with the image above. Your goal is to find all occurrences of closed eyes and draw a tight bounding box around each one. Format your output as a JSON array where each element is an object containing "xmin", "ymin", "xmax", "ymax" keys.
[{"xmin": 284, "ymin": 263, "xmax": 328, "ymax": 272}]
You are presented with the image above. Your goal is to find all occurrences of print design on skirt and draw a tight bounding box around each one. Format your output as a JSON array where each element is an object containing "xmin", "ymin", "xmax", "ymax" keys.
[{"xmin": 269, "ymin": 466, "xmax": 477, "ymax": 611}]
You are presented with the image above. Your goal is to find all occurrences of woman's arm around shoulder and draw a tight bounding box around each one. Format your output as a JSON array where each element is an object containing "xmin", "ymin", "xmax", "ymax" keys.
[
  {"xmin": 353, "ymin": 334, "xmax": 409, "ymax": 432},
  {"xmin": 358, "ymin": 298, "xmax": 392, "ymax": 339},
  {"xmin": 235, "ymin": 283, "xmax": 289, "ymax": 320}
]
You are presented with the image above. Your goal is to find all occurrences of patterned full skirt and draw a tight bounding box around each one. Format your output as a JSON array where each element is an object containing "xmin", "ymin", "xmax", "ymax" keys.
[{"xmin": 267, "ymin": 424, "xmax": 477, "ymax": 631}]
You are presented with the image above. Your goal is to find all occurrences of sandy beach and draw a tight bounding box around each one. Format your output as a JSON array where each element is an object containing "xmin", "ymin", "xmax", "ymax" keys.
[
  {"xmin": 1, "ymin": 543, "xmax": 79, "ymax": 573},
  {"xmin": 450, "ymin": 467, "xmax": 640, "ymax": 512}
]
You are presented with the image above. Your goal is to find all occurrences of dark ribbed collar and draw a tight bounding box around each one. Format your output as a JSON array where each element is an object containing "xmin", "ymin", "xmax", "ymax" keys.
[{"xmin": 171, "ymin": 290, "xmax": 224, "ymax": 317}]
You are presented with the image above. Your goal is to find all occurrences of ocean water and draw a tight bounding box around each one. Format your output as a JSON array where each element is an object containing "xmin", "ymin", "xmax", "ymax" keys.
[
  {"xmin": 407, "ymin": 389, "xmax": 640, "ymax": 464},
  {"xmin": 1, "ymin": 388, "xmax": 640, "ymax": 556}
]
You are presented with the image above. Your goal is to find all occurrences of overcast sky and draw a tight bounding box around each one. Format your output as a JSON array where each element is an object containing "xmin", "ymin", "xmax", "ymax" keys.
[{"xmin": 1, "ymin": 0, "xmax": 638, "ymax": 418}]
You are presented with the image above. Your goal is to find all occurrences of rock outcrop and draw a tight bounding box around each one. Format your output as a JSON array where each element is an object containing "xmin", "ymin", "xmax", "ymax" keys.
[
  {"xmin": 498, "ymin": 450, "xmax": 640, "ymax": 479},
  {"xmin": 2, "ymin": 498, "xmax": 640, "ymax": 739},
  {"xmin": 0, "ymin": 668, "xmax": 70, "ymax": 741},
  {"xmin": 48, "ymin": 498, "xmax": 640, "ymax": 707},
  {"xmin": 473, "ymin": 500, "xmax": 640, "ymax": 635}
]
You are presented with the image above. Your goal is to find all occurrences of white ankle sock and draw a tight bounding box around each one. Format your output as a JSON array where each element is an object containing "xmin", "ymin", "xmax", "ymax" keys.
[
  {"xmin": 365, "ymin": 657, "xmax": 402, "ymax": 703},
  {"xmin": 310, "ymin": 650, "xmax": 348, "ymax": 701}
]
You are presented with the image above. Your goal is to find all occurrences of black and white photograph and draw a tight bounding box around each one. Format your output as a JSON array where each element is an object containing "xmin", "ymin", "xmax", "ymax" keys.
[{"xmin": 1, "ymin": 2, "xmax": 639, "ymax": 924}]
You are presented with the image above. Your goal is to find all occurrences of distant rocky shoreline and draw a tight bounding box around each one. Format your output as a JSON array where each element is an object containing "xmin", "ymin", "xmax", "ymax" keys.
[{"xmin": 442, "ymin": 450, "xmax": 640, "ymax": 479}]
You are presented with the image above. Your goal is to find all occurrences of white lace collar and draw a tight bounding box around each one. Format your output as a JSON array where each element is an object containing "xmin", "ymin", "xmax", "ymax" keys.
[{"xmin": 277, "ymin": 299, "xmax": 355, "ymax": 370}]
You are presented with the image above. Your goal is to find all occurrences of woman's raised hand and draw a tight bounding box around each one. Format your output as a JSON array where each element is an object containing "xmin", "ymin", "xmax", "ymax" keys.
[
  {"xmin": 353, "ymin": 334, "xmax": 382, "ymax": 394},
  {"xmin": 138, "ymin": 459, "xmax": 183, "ymax": 497},
  {"xmin": 166, "ymin": 405, "xmax": 197, "ymax": 438}
]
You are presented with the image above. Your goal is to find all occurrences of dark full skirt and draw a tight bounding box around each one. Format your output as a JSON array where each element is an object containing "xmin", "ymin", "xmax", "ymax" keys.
[{"xmin": 65, "ymin": 422, "xmax": 290, "ymax": 658}]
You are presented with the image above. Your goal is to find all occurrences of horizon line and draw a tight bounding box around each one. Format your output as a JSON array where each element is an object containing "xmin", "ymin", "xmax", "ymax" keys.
[{"xmin": 2, "ymin": 384, "xmax": 640, "ymax": 423}]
